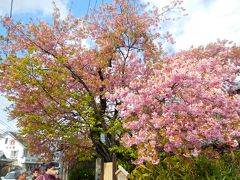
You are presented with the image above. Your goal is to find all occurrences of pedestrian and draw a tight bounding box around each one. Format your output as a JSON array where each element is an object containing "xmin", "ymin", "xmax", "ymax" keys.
[
  {"xmin": 55, "ymin": 172, "xmax": 60, "ymax": 180},
  {"xmin": 36, "ymin": 162, "xmax": 60, "ymax": 180},
  {"xmin": 17, "ymin": 171, "xmax": 28, "ymax": 180},
  {"xmin": 32, "ymin": 168, "xmax": 40, "ymax": 180}
]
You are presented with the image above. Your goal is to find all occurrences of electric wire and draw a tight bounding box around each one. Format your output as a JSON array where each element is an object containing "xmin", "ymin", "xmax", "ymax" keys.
[
  {"xmin": 95, "ymin": 0, "xmax": 98, "ymax": 9},
  {"xmin": 0, "ymin": 119, "xmax": 17, "ymax": 132},
  {"xmin": 87, "ymin": 0, "xmax": 91, "ymax": 15},
  {"xmin": 0, "ymin": 128, "xmax": 5, "ymax": 134}
]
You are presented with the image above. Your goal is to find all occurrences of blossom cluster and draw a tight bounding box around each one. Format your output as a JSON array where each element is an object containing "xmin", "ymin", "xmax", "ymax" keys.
[{"xmin": 112, "ymin": 41, "xmax": 240, "ymax": 164}]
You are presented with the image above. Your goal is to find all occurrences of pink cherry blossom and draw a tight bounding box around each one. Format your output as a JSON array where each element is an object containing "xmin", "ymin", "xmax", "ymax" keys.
[{"xmin": 114, "ymin": 40, "xmax": 240, "ymax": 164}]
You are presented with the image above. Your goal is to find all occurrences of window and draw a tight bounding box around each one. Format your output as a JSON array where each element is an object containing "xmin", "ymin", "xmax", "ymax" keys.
[
  {"xmin": 10, "ymin": 151, "xmax": 18, "ymax": 159},
  {"xmin": 23, "ymin": 149, "xmax": 28, "ymax": 157},
  {"xmin": 5, "ymin": 138, "xmax": 8, "ymax": 144}
]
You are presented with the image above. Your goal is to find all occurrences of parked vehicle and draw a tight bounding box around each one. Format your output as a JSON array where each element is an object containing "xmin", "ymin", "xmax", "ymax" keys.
[{"xmin": 1, "ymin": 170, "xmax": 31, "ymax": 180}]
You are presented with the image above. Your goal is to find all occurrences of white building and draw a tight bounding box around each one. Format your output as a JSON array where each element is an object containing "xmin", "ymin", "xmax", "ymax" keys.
[{"xmin": 0, "ymin": 131, "xmax": 42, "ymax": 172}]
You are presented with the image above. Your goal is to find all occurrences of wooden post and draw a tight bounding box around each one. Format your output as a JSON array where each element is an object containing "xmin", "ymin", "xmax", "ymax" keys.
[
  {"xmin": 101, "ymin": 158, "xmax": 104, "ymax": 180},
  {"xmin": 112, "ymin": 154, "xmax": 117, "ymax": 180},
  {"xmin": 95, "ymin": 158, "xmax": 102, "ymax": 180}
]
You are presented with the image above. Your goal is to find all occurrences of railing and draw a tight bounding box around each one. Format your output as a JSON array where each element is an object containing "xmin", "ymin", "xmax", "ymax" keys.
[{"xmin": 20, "ymin": 156, "xmax": 41, "ymax": 163}]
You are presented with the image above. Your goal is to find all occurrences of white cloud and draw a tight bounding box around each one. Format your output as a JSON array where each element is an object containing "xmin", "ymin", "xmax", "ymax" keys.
[
  {"xmin": 0, "ymin": 0, "xmax": 70, "ymax": 18},
  {"xmin": 144, "ymin": 0, "xmax": 240, "ymax": 51}
]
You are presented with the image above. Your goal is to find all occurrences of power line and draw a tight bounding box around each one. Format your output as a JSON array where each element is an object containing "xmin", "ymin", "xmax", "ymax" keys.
[
  {"xmin": 87, "ymin": 0, "xmax": 91, "ymax": 15},
  {"xmin": 0, "ymin": 119, "xmax": 17, "ymax": 132},
  {"xmin": 0, "ymin": 128, "xmax": 6, "ymax": 134},
  {"xmin": 95, "ymin": 0, "xmax": 98, "ymax": 9},
  {"xmin": 0, "ymin": 120, "xmax": 15, "ymax": 132}
]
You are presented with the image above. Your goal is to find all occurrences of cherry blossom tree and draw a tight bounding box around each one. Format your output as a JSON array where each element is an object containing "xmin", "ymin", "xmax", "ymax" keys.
[
  {"xmin": 112, "ymin": 41, "xmax": 240, "ymax": 164},
  {"xmin": 0, "ymin": 0, "xmax": 183, "ymax": 162}
]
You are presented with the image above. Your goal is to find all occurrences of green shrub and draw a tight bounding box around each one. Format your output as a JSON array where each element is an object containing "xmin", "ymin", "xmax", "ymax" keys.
[
  {"xmin": 68, "ymin": 161, "xmax": 95, "ymax": 180},
  {"xmin": 129, "ymin": 155, "xmax": 194, "ymax": 180},
  {"xmin": 129, "ymin": 151, "xmax": 240, "ymax": 180}
]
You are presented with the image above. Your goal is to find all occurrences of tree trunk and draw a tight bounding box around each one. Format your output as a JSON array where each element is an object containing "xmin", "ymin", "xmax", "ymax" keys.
[{"xmin": 90, "ymin": 130, "xmax": 112, "ymax": 162}]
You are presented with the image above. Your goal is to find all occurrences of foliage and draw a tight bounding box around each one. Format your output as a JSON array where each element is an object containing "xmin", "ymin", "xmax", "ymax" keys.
[
  {"xmin": 110, "ymin": 144, "xmax": 137, "ymax": 172},
  {"xmin": 112, "ymin": 41, "xmax": 240, "ymax": 163},
  {"xmin": 129, "ymin": 154, "xmax": 194, "ymax": 180},
  {"xmin": 129, "ymin": 151, "xmax": 240, "ymax": 180},
  {"xmin": 0, "ymin": 0, "xmax": 183, "ymax": 162},
  {"xmin": 68, "ymin": 161, "xmax": 95, "ymax": 180}
]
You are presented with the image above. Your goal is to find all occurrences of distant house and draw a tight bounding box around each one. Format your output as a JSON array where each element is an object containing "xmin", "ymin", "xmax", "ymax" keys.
[{"xmin": 0, "ymin": 131, "xmax": 42, "ymax": 172}]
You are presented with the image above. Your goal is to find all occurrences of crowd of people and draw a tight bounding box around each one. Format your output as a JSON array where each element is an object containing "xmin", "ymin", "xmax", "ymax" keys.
[{"xmin": 17, "ymin": 162, "xmax": 61, "ymax": 180}]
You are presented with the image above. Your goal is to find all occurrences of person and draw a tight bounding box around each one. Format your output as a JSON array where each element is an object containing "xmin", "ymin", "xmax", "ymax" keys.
[
  {"xmin": 55, "ymin": 172, "xmax": 60, "ymax": 180},
  {"xmin": 17, "ymin": 171, "xmax": 28, "ymax": 180},
  {"xmin": 36, "ymin": 162, "xmax": 60, "ymax": 180},
  {"xmin": 32, "ymin": 168, "xmax": 40, "ymax": 180}
]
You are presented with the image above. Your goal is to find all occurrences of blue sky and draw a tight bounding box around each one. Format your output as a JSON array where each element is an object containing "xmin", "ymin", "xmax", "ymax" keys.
[{"xmin": 0, "ymin": 0, "xmax": 240, "ymax": 131}]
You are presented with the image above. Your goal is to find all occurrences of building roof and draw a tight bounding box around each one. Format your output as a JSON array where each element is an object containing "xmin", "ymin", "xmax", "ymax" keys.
[
  {"xmin": 0, "ymin": 150, "xmax": 7, "ymax": 159},
  {"xmin": 0, "ymin": 150, "xmax": 12, "ymax": 162}
]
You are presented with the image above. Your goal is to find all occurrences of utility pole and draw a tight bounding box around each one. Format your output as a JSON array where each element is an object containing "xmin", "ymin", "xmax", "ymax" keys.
[{"xmin": 10, "ymin": 0, "xmax": 14, "ymax": 18}]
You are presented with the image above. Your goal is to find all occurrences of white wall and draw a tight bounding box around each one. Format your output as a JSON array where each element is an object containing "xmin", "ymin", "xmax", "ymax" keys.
[
  {"xmin": 0, "ymin": 132, "xmax": 41, "ymax": 170},
  {"xmin": 0, "ymin": 133, "xmax": 25, "ymax": 166}
]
